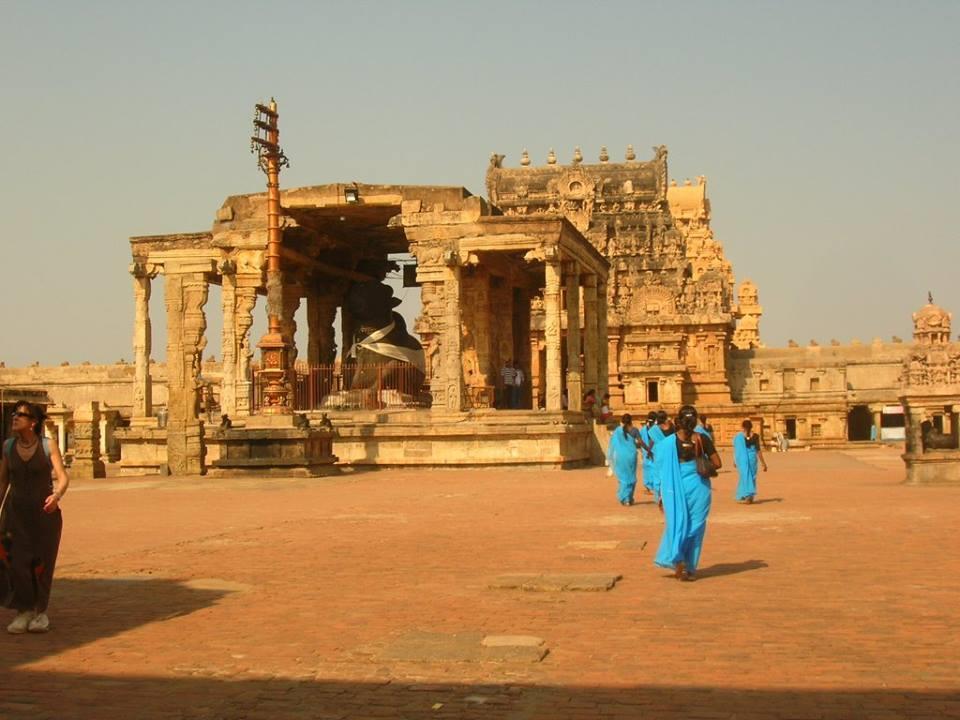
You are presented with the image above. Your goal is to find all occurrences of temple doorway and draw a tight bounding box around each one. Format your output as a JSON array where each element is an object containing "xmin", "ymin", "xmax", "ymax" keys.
[{"xmin": 847, "ymin": 405, "xmax": 873, "ymax": 441}]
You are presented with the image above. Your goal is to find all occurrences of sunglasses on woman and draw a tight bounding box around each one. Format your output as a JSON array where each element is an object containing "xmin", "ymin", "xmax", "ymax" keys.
[{"xmin": 12, "ymin": 411, "xmax": 33, "ymax": 420}]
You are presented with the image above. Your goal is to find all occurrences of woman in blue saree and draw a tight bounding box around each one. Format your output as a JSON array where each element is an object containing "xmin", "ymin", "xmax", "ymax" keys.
[
  {"xmin": 647, "ymin": 411, "xmax": 672, "ymax": 499},
  {"xmin": 607, "ymin": 414, "xmax": 639, "ymax": 506},
  {"xmin": 654, "ymin": 405, "xmax": 722, "ymax": 581},
  {"xmin": 733, "ymin": 419, "xmax": 767, "ymax": 503},
  {"xmin": 638, "ymin": 412, "xmax": 657, "ymax": 496}
]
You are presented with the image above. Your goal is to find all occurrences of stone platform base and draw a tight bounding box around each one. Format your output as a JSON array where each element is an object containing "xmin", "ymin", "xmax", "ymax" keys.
[
  {"xmin": 309, "ymin": 409, "xmax": 596, "ymax": 468},
  {"xmin": 207, "ymin": 419, "xmax": 338, "ymax": 477},
  {"xmin": 115, "ymin": 425, "xmax": 169, "ymax": 475},
  {"xmin": 902, "ymin": 451, "xmax": 960, "ymax": 484}
]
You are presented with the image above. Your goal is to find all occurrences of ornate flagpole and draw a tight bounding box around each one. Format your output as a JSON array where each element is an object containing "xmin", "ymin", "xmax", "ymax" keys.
[{"xmin": 250, "ymin": 99, "xmax": 292, "ymax": 414}]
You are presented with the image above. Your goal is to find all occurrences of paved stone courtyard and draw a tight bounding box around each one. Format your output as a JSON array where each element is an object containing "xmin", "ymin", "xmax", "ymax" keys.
[{"xmin": 4, "ymin": 447, "xmax": 959, "ymax": 719}]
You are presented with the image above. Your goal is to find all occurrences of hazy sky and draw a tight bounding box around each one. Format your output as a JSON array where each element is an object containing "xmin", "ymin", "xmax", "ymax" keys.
[{"xmin": 2, "ymin": 0, "xmax": 958, "ymax": 367}]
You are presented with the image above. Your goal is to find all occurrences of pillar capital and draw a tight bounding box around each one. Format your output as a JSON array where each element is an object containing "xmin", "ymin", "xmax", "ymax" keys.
[{"xmin": 129, "ymin": 261, "xmax": 160, "ymax": 279}]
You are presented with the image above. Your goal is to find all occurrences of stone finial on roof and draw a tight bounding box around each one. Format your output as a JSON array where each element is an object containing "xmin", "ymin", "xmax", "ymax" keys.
[
  {"xmin": 599, "ymin": 146, "xmax": 609, "ymax": 163},
  {"xmin": 684, "ymin": 178, "xmax": 692, "ymax": 186},
  {"xmin": 547, "ymin": 148, "xmax": 557, "ymax": 165},
  {"xmin": 625, "ymin": 144, "xmax": 636, "ymax": 161},
  {"xmin": 572, "ymin": 147, "xmax": 583, "ymax": 164},
  {"xmin": 788, "ymin": 339, "xmax": 799, "ymax": 348},
  {"xmin": 830, "ymin": 339, "xmax": 840, "ymax": 346},
  {"xmin": 520, "ymin": 149, "xmax": 531, "ymax": 166}
]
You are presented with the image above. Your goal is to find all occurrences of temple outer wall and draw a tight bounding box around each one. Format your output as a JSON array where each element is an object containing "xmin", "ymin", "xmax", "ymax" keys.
[{"xmin": 0, "ymin": 363, "xmax": 169, "ymax": 414}]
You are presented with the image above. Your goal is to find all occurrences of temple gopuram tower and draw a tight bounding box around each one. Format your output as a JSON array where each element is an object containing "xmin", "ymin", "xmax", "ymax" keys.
[{"xmin": 486, "ymin": 145, "xmax": 760, "ymax": 411}]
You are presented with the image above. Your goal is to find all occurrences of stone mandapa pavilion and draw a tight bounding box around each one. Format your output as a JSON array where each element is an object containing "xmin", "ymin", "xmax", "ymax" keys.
[{"xmin": 123, "ymin": 178, "xmax": 610, "ymax": 474}]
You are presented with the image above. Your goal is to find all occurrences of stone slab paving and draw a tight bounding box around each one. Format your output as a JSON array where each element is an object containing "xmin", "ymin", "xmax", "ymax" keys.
[{"xmin": 3, "ymin": 446, "xmax": 960, "ymax": 719}]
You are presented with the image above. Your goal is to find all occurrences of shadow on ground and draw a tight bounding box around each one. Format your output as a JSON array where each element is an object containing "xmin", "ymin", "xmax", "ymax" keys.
[
  {"xmin": 694, "ymin": 559, "xmax": 769, "ymax": 579},
  {"xmin": 3, "ymin": 673, "xmax": 958, "ymax": 719},
  {"xmin": 2, "ymin": 577, "xmax": 231, "ymax": 672}
]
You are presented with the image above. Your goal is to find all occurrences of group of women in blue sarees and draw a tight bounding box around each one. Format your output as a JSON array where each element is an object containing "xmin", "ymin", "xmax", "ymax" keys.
[
  {"xmin": 733, "ymin": 419, "xmax": 767, "ymax": 503},
  {"xmin": 607, "ymin": 406, "xmax": 768, "ymax": 581}
]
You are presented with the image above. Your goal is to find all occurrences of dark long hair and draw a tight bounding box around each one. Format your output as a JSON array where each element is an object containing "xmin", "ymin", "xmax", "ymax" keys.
[
  {"xmin": 676, "ymin": 405, "xmax": 699, "ymax": 434},
  {"xmin": 13, "ymin": 400, "xmax": 47, "ymax": 438},
  {"xmin": 621, "ymin": 413, "xmax": 633, "ymax": 439}
]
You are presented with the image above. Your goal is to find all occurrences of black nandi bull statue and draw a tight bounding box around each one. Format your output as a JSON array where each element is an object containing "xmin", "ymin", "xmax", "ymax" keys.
[{"xmin": 343, "ymin": 259, "xmax": 426, "ymax": 404}]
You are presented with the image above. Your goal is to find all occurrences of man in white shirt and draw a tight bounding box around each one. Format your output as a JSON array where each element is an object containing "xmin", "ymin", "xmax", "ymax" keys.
[
  {"xmin": 512, "ymin": 366, "xmax": 525, "ymax": 409},
  {"xmin": 499, "ymin": 360, "xmax": 516, "ymax": 409}
]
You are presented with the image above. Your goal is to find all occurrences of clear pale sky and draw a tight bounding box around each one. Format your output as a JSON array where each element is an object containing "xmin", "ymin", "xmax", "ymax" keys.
[{"xmin": 1, "ymin": 0, "xmax": 957, "ymax": 367}]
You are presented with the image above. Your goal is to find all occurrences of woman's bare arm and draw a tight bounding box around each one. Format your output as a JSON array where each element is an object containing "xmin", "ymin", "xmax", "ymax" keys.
[{"xmin": 43, "ymin": 441, "xmax": 70, "ymax": 513}]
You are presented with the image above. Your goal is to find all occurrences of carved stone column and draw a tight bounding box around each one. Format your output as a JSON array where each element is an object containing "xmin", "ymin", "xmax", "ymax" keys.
[
  {"xmin": 598, "ymin": 279, "xmax": 610, "ymax": 398},
  {"xmin": 582, "ymin": 274, "xmax": 598, "ymax": 398},
  {"xmin": 307, "ymin": 293, "xmax": 338, "ymax": 365},
  {"xmin": 280, "ymin": 283, "xmax": 302, "ymax": 367},
  {"xmin": 441, "ymin": 259, "xmax": 465, "ymax": 411},
  {"xmin": 72, "ymin": 402, "xmax": 105, "ymax": 479},
  {"xmin": 219, "ymin": 260, "xmax": 238, "ymax": 418},
  {"xmin": 165, "ymin": 266, "xmax": 210, "ymax": 475},
  {"xmin": 565, "ymin": 263, "xmax": 583, "ymax": 411},
  {"xmin": 130, "ymin": 263, "xmax": 158, "ymax": 419},
  {"xmin": 234, "ymin": 279, "xmax": 259, "ymax": 416},
  {"xmin": 544, "ymin": 254, "xmax": 563, "ymax": 411}
]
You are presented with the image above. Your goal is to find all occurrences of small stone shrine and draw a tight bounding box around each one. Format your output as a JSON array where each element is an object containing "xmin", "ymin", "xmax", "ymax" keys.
[{"xmin": 899, "ymin": 295, "xmax": 960, "ymax": 483}]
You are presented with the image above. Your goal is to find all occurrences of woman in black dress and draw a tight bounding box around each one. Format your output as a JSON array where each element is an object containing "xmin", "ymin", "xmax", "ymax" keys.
[{"xmin": 1, "ymin": 401, "xmax": 70, "ymax": 633}]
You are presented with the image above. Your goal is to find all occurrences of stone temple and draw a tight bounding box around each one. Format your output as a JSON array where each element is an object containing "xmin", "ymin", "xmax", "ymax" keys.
[{"xmin": 1, "ymin": 142, "xmax": 958, "ymax": 480}]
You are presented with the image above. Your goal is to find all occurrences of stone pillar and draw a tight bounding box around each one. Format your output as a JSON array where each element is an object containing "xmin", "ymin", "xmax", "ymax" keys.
[
  {"xmin": 340, "ymin": 304, "xmax": 355, "ymax": 363},
  {"xmin": 219, "ymin": 261, "xmax": 238, "ymax": 418},
  {"xmin": 530, "ymin": 337, "xmax": 542, "ymax": 410},
  {"xmin": 905, "ymin": 408, "xmax": 924, "ymax": 455},
  {"xmin": 582, "ymin": 274, "xmax": 599, "ymax": 397},
  {"xmin": 130, "ymin": 263, "xmax": 157, "ymax": 419},
  {"xmin": 598, "ymin": 279, "xmax": 610, "ymax": 398},
  {"xmin": 565, "ymin": 263, "xmax": 582, "ymax": 411},
  {"xmin": 544, "ymin": 254, "xmax": 563, "ymax": 411},
  {"xmin": 441, "ymin": 260, "xmax": 465, "ymax": 411},
  {"xmin": 307, "ymin": 294, "xmax": 338, "ymax": 365},
  {"xmin": 870, "ymin": 404, "xmax": 883, "ymax": 441},
  {"xmin": 72, "ymin": 402, "xmax": 105, "ymax": 479},
  {"xmin": 55, "ymin": 419, "xmax": 67, "ymax": 456},
  {"xmin": 165, "ymin": 267, "xmax": 210, "ymax": 475},
  {"xmin": 234, "ymin": 280, "xmax": 259, "ymax": 416},
  {"xmin": 280, "ymin": 284, "xmax": 302, "ymax": 367}
]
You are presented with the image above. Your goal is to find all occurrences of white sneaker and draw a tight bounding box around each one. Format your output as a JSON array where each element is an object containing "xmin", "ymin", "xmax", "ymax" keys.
[
  {"xmin": 7, "ymin": 611, "xmax": 35, "ymax": 634},
  {"xmin": 27, "ymin": 613, "xmax": 50, "ymax": 633}
]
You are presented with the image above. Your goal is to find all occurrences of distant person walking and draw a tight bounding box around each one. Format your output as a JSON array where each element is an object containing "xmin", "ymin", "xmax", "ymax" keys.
[
  {"xmin": 511, "ymin": 365, "xmax": 525, "ymax": 409},
  {"xmin": 648, "ymin": 410, "xmax": 673, "ymax": 499},
  {"xmin": 607, "ymin": 414, "xmax": 639, "ymax": 506},
  {"xmin": 733, "ymin": 420, "xmax": 767, "ymax": 504},
  {"xmin": 499, "ymin": 360, "xmax": 516, "ymax": 409},
  {"xmin": 1, "ymin": 401, "xmax": 70, "ymax": 633},
  {"xmin": 654, "ymin": 405, "xmax": 722, "ymax": 581},
  {"xmin": 638, "ymin": 412, "xmax": 657, "ymax": 496}
]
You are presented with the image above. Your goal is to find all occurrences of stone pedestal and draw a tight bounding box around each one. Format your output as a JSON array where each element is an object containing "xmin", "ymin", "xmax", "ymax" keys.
[
  {"xmin": 72, "ymin": 402, "xmax": 106, "ymax": 479},
  {"xmin": 115, "ymin": 424, "xmax": 169, "ymax": 475},
  {"xmin": 902, "ymin": 451, "xmax": 960, "ymax": 485},
  {"xmin": 208, "ymin": 414, "xmax": 338, "ymax": 477}
]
